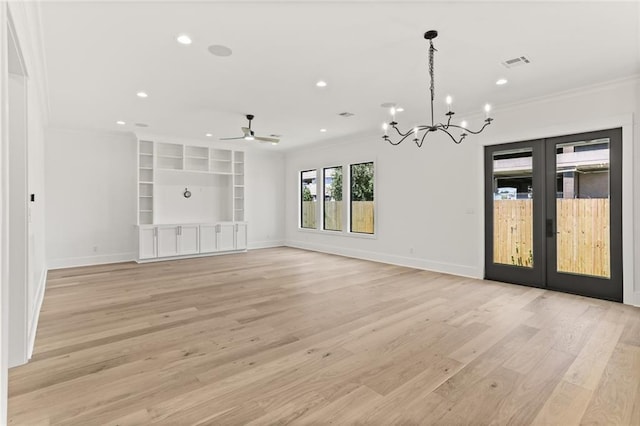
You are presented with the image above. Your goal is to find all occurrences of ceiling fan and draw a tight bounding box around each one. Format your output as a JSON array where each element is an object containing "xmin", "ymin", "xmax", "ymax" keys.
[{"xmin": 220, "ymin": 114, "xmax": 279, "ymax": 144}]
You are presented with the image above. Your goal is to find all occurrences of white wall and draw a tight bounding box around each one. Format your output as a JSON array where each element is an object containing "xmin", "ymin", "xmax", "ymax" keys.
[
  {"xmin": 0, "ymin": 2, "xmax": 9, "ymax": 420},
  {"xmin": 46, "ymin": 130, "xmax": 286, "ymax": 268},
  {"xmin": 285, "ymin": 77, "xmax": 639, "ymax": 306},
  {"xmin": 6, "ymin": 0, "xmax": 48, "ymax": 364},
  {"xmin": 45, "ymin": 128, "xmax": 138, "ymax": 268},
  {"xmin": 0, "ymin": 0, "xmax": 49, "ymax": 420},
  {"xmin": 245, "ymin": 149, "xmax": 286, "ymax": 248}
]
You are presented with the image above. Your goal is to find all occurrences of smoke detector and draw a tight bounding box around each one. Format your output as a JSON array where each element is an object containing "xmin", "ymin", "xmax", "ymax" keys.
[{"xmin": 502, "ymin": 56, "xmax": 531, "ymax": 69}]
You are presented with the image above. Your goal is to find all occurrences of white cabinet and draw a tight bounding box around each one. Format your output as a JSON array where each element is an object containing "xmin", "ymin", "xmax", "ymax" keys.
[
  {"xmin": 139, "ymin": 227, "xmax": 157, "ymax": 259},
  {"xmin": 138, "ymin": 222, "xmax": 247, "ymax": 261},
  {"xmin": 199, "ymin": 225, "xmax": 217, "ymax": 253},
  {"xmin": 179, "ymin": 225, "xmax": 199, "ymax": 255},
  {"xmin": 157, "ymin": 226, "xmax": 179, "ymax": 257},
  {"xmin": 217, "ymin": 224, "xmax": 235, "ymax": 251},
  {"xmin": 235, "ymin": 223, "xmax": 247, "ymax": 250}
]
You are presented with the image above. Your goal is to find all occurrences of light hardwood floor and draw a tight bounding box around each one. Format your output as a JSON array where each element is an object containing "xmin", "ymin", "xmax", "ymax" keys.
[{"xmin": 7, "ymin": 247, "xmax": 640, "ymax": 425}]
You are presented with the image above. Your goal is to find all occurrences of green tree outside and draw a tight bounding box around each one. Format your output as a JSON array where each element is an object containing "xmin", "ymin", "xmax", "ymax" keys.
[{"xmin": 350, "ymin": 163, "xmax": 374, "ymax": 201}]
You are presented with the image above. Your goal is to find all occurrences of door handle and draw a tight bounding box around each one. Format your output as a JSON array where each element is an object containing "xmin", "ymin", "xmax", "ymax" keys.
[{"xmin": 546, "ymin": 219, "xmax": 554, "ymax": 237}]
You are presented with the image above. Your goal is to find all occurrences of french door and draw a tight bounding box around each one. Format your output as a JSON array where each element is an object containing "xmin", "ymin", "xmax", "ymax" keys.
[{"xmin": 485, "ymin": 128, "xmax": 622, "ymax": 302}]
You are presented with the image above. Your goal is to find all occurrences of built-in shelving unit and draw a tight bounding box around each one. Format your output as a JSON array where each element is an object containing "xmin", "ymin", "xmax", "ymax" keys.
[
  {"xmin": 138, "ymin": 140, "xmax": 154, "ymax": 224},
  {"xmin": 156, "ymin": 142, "xmax": 184, "ymax": 170},
  {"xmin": 233, "ymin": 151, "xmax": 245, "ymax": 221},
  {"xmin": 210, "ymin": 148, "xmax": 233, "ymax": 174},
  {"xmin": 136, "ymin": 137, "xmax": 247, "ymax": 261},
  {"xmin": 185, "ymin": 146, "xmax": 209, "ymax": 172}
]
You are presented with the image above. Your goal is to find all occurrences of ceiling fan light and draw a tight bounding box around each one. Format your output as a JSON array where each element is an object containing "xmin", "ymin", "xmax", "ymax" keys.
[{"xmin": 244, "ymin": 135, "xmax": 255, "ymax": 141}]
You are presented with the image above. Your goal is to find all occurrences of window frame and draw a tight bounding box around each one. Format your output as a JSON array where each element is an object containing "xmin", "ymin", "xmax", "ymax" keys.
[
  {"xmin": 348, "ymin": 161, "xmax": 376, "ymax": 235},
  {"xmin": 300, "ymin": 169, "xmax": 318, "ymax": 230},
  {"xmin": 298, "ymin": 159, "xmax": 376, "ymax": 238},
  {"xmin": 322, "ymin": 165, "xmax": 343, "ymax": 232}
]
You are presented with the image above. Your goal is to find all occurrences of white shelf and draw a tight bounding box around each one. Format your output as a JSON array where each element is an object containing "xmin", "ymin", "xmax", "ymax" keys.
[{"xmin": 138, "ymin": 139, "xmax": 245, "ymax": 228}]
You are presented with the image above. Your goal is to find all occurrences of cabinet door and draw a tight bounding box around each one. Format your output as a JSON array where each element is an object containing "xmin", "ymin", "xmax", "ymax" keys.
[
  {"xmin": 179, "ymin": 225, "xmax": 199, "ymax": 255},
  {"xmin": 139, "ymin": 228, "xmax": 157, "ymax": 259},
  {"xmin": 217, "ymin": 224, "xmax": 235, "ymax": 251},
  {"xmin": 157, "ymin": 226, "xmax": 179, "ymax": 257},
  {"xmin": 200, "ymin": 225, "xmax": 217, "ymax": 253},
  {"xmin": 235, "ymin": 223, "xmax": 247, "ymax": 250}
]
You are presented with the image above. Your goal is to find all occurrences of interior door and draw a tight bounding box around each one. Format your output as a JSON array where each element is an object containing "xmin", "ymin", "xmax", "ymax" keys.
[{"xmin": 485, "ymin": 128, "xmax": 623, "ymax": 302}]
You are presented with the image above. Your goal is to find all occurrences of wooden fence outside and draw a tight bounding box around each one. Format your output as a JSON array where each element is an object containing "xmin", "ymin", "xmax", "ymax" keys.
[
  {"xmin": 351, "ymin": 201, "xmax": 374, "ymax": 234},
  {"xmin": 493, "ymin": 199, "xmax": 610, "ymax": 277},
  {"xmin": 324, "ymin": 201, "xmax": 342, "ymax": 231},
  {"xmin": 301, "ymin": 201, "xmax": 316, "ymax": 229},
  {"xmin": 302, "ymin": 201, "xmax": 374, "ymax": 233}
]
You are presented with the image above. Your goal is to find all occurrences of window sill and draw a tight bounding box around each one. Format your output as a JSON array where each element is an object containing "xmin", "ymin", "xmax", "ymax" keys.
[{"xmin": 297, "ymin": 227, "xmax": 377, "ymax": 239}]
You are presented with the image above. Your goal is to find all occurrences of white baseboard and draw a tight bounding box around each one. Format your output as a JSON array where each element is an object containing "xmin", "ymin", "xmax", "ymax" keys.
[
  {"xmin": 285, "ymin": 240, "xmax": 481, "ymax": 279},
  {"xmin": 248, "ymin": 240, "xmax": 285, "ymax": 250},
  {"xmin": 47, "ymin": 252, "xmax": 137, "ymax": 270},
  {"xmin": 27, "ymin": 269, "xmax": 47, "ymax": 359}
]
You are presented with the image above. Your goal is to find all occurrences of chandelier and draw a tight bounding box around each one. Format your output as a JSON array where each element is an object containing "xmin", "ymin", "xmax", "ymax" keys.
[{"xmin": 383, "ymin": 30, "xmax": 493, "ymax": 147}]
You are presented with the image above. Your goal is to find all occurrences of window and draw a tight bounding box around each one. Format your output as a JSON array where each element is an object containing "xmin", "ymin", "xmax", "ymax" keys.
[
  {"xmin": 350, "ymin": 162, "xmax": 374, "ymax": 234},
  {"xmin": 323, "ymin": 166, "xmax": 343, "ymax": 231},
  {"xmin": 300, "ymin": 170, "xmax": 317, "ymax": 229}
]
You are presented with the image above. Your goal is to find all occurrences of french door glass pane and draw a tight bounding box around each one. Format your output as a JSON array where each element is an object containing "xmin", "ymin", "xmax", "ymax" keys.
[
  {"xmin": 301, "ymin": 170, "xmax": 317, "ymax": 229},
  {"xmin": 492, "ymin": 148, "xmax": 533, "ymax": 267},
  {"xmin": 323, "ymin": 166, "xmax": 343, "ymax": 231},
  {"xmin": 555, "ymin": 138, "xmax": 610, "ymax": 278}
]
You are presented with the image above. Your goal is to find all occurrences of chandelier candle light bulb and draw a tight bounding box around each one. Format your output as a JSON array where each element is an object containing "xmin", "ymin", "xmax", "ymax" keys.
[{"xmin": 382, "ymin": 30, "xmax": 494, "ymax": 147}]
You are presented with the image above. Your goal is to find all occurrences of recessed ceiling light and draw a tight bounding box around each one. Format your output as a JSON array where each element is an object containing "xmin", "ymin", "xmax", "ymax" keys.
[
  {"xmin": 496, "ymin": 78, "xmax": 508, "ymax": 85},
  {"xmin": 136, "ymin": 91, "xmax": 148, "ymax": 98},
  {"xmin": 396, "ymin": 107, "xmax": 404, "ymax": 112},
  {"xmin": 205, "ymin": 133, "xmax": 212, "ymax": 137},
  {"xmin": 176, "ymin": 34, "xmax": 192, "ymax": 45},
  {"xmin": 208, "ymin": 45, "xmax": 233, "ymax": 57},
  {"xmin": 271, "ymin": 142, "xmax": 277, "ymax": 146},
  {"xmin": 316, "ymin": 80, "xmax": 327, "ymax": 88},
  {"xmin": 116, "ymin": 120, "xmax": 126, "ymax": 125},
  {"xmin": 320, "ymin": 128, "xmax": 327, "ymax": 132}
]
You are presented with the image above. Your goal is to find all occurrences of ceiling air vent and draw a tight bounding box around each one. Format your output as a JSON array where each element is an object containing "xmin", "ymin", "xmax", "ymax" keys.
[
  {"xmin": 502, "ymin": 56, "xmax": 531, "ymax": 69},
  {"xmin": 338, "ymin": 112, "xmax": 354, "ymax": 118}
]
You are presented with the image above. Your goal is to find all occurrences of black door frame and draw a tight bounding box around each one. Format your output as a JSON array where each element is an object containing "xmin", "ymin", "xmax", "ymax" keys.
[
  {"xmin": 544, "ymin": 128, "xmax": 623, "ymax": 302},
  {"xmin": 484, "ymin": 128, "xmax": 623, "ymax": 302},
  {"xmin": 484, "ymin": 139, "xmax": 546, "ymax": 288}
]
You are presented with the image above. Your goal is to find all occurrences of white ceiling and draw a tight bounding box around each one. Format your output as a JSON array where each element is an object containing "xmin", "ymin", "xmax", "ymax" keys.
[{"xmin": 39, "ymin": 1, "xmax": 639, "ymax": 150}]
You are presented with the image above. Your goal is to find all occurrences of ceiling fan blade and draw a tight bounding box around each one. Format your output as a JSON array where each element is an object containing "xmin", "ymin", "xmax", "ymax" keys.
[
  {"xmin": 255, "ymin": 136, "xmax": 280, "ymax": 143},
  {"xmin": 219, "ymin": 137, "xmax": 245, "ymax": 140}
]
